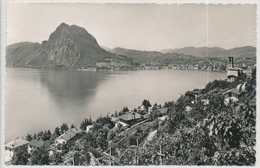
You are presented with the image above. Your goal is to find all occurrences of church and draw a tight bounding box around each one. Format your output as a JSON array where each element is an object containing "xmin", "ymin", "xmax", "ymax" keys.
[{"xmin": 227, "ymin": 57, "xmax": 243, "ymax": 81}]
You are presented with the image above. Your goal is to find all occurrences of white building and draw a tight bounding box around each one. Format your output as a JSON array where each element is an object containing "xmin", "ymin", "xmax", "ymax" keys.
[
  {"xmin": 86, "ymin": 125, "xmax": 94, "ymax": 133},
  {"xmin": 222, "ymin": 83, "xmax": 247, "ymax": 105},
  {"xmin": 5, "ymin": 138, "xmax": 29, "ymax": 163}
]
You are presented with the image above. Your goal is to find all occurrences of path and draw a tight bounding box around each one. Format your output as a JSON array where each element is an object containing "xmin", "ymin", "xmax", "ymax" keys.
[{"xmin": 143, "ymin": 129, "xmax": 157, "ymax": 147}]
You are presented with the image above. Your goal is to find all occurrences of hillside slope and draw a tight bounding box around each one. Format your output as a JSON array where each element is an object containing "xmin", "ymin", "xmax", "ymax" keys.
[
  {"xmin": 161, "ymin": 46, "xmax": 256, "ymax": 58},
  {"xmin": 111, "ymin": 47, "xmax": 163, "ymax": 63},
  {"xmin": 6, "ymin": 23, "xmax": 127, "ymax": 69}
]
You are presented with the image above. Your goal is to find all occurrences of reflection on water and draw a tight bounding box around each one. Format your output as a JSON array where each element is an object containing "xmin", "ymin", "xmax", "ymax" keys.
[{"xmin": 6, "ymin": 68, "xmax": 226, "ymax": 142}]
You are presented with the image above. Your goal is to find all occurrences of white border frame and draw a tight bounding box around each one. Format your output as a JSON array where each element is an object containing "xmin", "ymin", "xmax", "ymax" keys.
[{"xmin": 1, "ymin": 0, "xmax": 259, "ymax": 168}]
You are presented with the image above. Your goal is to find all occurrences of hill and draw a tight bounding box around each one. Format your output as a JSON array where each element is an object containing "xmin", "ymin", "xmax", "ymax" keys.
[
  {"xmin": 6, "ymin": 23, "xmax": 132, "ymax": 69},
  {"xmin": 161, "ymin": 46, "xmax": 256, "ymax": 58},
  {"xmin": 111, "ymin": 47, "xmax": 164, "ymax": 63},
  {"xmin": 100, "ymin": 46, "xmax": 111, "ymax": 51},
  {"xmin": 111, "ymin": 47, "xmax": 204, "ymax": 65}
]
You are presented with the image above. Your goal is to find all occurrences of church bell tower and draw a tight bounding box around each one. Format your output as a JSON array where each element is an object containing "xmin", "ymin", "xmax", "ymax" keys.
[{"xmin": 228, "ymin": 57, "xmax": 234, "ymax": 69}]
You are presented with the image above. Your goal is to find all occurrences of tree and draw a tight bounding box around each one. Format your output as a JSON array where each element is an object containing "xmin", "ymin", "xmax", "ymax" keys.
[
  {"xmin": 54, "ymin": 127, "xmax": 61, "ymax": 136},
  {"xmin": 97, "ymin": 132, "xmax": 108, "ymax": 150},
  {"xmin": 42, "ymin": 130, "xmax": 52, "ymax": 141},
  {"xmin": 26, "ymin": 134, "xmax": 32, "ymax": 141},
  {"xmin": 50, "ymin": 127, "xmax": 61, "ymax": 142},
  {"xmin": 29, "ymin": 148, "xmax": 50, "ymax": 165},
  {"xmin": 60, "ymin": 123, "xmax": 69, "ymax": 134},
  {"xmin": 142, "ymin": 99, "xmax": 152, "ymax": 109},
  {"xmin": 80, "ymin": 118, "xmax": 93, "ymax": 130},
  {"xmin": 122, "ymin": 106, "xmax": 129, "ymax": 113},
  {"xmin": 71, "ymin": 124, "xmax": 75, "ymax": 129},
  {"xmin": 37, "ymin": 131, "xmax": 43, "ymax": 140},
  {"xmin": 11, "ymin": 145, "xmax": 29, "ymax": 165},
  {"xmin": 52, "ymin": 152, "xmax": 63, "ymax": 165}
]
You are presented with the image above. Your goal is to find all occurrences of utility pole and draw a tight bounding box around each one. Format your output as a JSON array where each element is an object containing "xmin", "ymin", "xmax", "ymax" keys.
[
  {"xmin": 160, "ymin": 145, "xmax": 162, "ymax": 165},
  {"xmin": 72, "ymin": 154, "xmax": 75, "ymax": 165},
  {"xmin": 136, "ymin": 138, "xmax": 139, "ymax": 165},
  {"xmin": 110, "ymin": 146, "xmax": 112, "ymax": 166}
]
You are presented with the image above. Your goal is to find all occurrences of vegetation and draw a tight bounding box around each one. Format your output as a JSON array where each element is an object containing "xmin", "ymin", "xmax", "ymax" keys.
[
  {"xmin": 9, "ymin": 69, "xmax": 256, "ymax": 165},
  {"xmin": 11, "ymin": 145, "xmax": 30, "ymax": 165},
  {"xmin": 29, "ymin": 148, "xmax": 50, "ymax": 165}
]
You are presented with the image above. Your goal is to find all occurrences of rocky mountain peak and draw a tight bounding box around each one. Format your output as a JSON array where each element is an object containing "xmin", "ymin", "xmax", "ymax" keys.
[
  {"xmin": 47, "ymin": 23, "xmax": 98, "ymax": 46},
  {"xmin": 6, "ymin": 23, "xmax": 118, "ymax": 68}
]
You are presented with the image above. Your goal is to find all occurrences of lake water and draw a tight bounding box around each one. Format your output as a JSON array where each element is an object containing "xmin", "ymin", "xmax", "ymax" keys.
[{"xmin": 5, "ymin": 68, "xmax": 226, "ymax": 142}]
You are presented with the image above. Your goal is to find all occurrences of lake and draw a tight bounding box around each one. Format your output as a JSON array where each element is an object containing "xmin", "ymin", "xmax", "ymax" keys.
[{"xmin": 5, "ymin": 68, "xmax": 226, "ymax": 142}]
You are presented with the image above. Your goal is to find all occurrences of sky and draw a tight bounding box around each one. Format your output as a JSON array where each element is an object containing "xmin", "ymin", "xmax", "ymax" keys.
[{"xmin": 6, "ymin": 3, "xmax": 256, "ymax": 51}]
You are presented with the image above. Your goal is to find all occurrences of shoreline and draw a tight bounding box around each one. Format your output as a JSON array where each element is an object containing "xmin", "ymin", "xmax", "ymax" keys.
[
  {"xmin": 5, "ymin": 65, "xmax": 228, "ymax": 73},
  {"xmin": 4, "ymin": 68, "xmax": 228, "ymax": 142}
]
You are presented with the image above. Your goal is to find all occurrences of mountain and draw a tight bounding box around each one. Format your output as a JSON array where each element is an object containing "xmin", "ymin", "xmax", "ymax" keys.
[
  {"xmin": 111, "ymin": 47, "xmax": 163, "ymax": 62},
  {"xmin": 219, "ymin": 46, "xmax": 256, "ymax": 58},
  {"xmin": 100, "ymin": 46, "xmax": 111, "ymax": 51},
  {"xmin": 111, "ymin": 47, "xmax": 202, "ymax": 65},
  {"xmin": 161, "ymin": 46, "xmax": 256, "ymax": 58},
  {"xmin": 6, "ymin": 42, "xmax": 41, "ymax": 66},
  {"xmin": 161, "ymin": 47, "xmax": 225, "ymax": 57},
  {"xmin": 6, "ymin": 23, "xmax": 131, "ymax": 69}
]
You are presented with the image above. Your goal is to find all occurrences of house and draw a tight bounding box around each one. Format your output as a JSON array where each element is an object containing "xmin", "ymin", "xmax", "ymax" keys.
[
  {"xmin": 115, "ymin": 120, "xmax": 130, "ymax": 128},
  {"xmin": 48, "ymin": 144, "xmax": 56, "ymax": 156},
  {"xmin": 185, "ymin": 106, "xmax": 193, "ymax": 112},
  {"xmin": 27, "ymin": 139, "xmax": 44, "ymax": 154},
  {"xmin": 222, "ymin": 83, "xmax": 247, "ymax": 105},
  {"xmin": 223, "ymin": 89, "xmax": 240, "ymax": 105},
  {"xmin": 192, "ymin": 90, "xmax": 201, "ymax": 103},
  {"xmin": 5, "ymin": 138, "xmax": 29, "ymax": 162},
  {"xmin": 201, "ymin": 99, "xmax": 210, "ymax": 105},
  {"xmin": 86, "ymin": 125, "xmax": 94, "ymax": 133},
  {"xmin": 55, "ymin": 128, "xmax": 80, "ymax": 146},
  {"xmin": 157, "ymin": 107, "xmax": 168, "ymax": 115},
  {"xmin": 107, "ymin": 113, "xmax": 113, "ymax": 118},
  {"xmin": 118, "ymin": 111, "xmax": 142, "ymax": 124},
  {"xmin": 158, "ymin": 115, "xmax": 168, "ymax": 123},
  {"xmin": 148, "ymin": 106, "xmax": 153, "ymax": 114},
  {"xmin": 140, "ymin": 105, "xmax": 147, "ymax": 112},
  {"xmin": 110, "ymin": 116, "xmax": 119, "ymax": 122}
]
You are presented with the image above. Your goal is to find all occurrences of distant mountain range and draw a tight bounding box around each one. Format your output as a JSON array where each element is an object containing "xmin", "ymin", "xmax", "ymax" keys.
[
  {"xmin": 160, "ymin": 46, "xmax": 256, "ymax": 58},
  {"xmin": 110, "ymin": 47, "xmax": 164, "ymax": 62},
  {"xmin": 6, "ymin": 23, "xmax": 256, "ymax": 69}
]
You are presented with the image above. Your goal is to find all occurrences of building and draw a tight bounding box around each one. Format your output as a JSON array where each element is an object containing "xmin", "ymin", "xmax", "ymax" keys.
[
  {"xmin": 115, "ymin": 120, "xmax": 130, "ymax": 128},
  {"xmin": 118, "ymin": 111, "xmax": 142, "ymax": 124},
  {"xmin": 55, "ymin": 128, "xmax": 81, "ymax": 146},
  {"xmin": 48, "ymin": 144, "xmax": 56, "ymax": 156},
  {"xmin": 185, "ymin": 106, "xmax": 193, "ymax": 112},
  {"xmin": 27, "ymin": 139, "xmax": 44, "ymax": 154},
  {"xmin": 227, "ymin": 57, "xmax": 243, "ymax": 81},
  {"xmin": 86, "ymin": 125, "xmax": 94, "ymax": 133},
  {"xmin": 222, "ymin": 83, "xmax": 247, "ymax": 105},
  {"xmin": 192, "ymin": 90, "xmax": 201, "ymax": 104},
  {"xmin": 52, "ymin": 128, "xmax": 81, "ymax": 153},
  {"xmin": 201, "ymin": 99, "xmax": 210, "ymax": 105},
  {"xmin": 5, "ymin": 138, "xmax": 29, "ymax": 162},
  {"xmin": 157, "ymin": 107, "xmax": 168, "ymax": 115}
]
